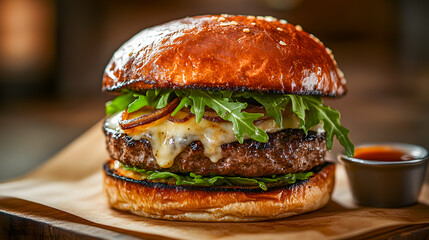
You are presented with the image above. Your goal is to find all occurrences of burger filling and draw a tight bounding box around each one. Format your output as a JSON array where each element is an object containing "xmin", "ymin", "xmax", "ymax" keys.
[
  {"xmin": 105, "ymin": 107, "xmax": 323, "ymax": 167},
  {"xmin": 104, "ymin": 89, "xmax": 353, "ymax": 190},
  {"xmin": 104, "ymin": 127, "xmax": 326, "ymax": 177}
]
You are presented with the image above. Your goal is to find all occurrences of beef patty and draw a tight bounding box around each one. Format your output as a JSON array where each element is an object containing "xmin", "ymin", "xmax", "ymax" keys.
[{"xmin": 104, "ymin": 123, "xmax": 326, "ymax": 177}]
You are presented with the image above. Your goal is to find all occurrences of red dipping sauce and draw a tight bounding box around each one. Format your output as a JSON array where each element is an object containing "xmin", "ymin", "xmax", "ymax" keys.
[{"xmin": 354, "ymin": 146, "xmax": 416, "ymax": 161}]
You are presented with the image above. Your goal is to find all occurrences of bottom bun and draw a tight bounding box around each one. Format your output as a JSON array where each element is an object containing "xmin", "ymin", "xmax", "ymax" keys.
[{"xmin": 103, "ymin": 161, "xmax": 335, "ymax": 222}]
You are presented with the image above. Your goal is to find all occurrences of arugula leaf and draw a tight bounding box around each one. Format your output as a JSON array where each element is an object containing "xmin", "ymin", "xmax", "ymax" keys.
[
  {"xmin": 121, "ymin": 163, "xmax": 313, "ymax": 191},
  {"xmin": 220, "ymin": 90, "xmax": 233, "ymax": 98},
  {"xmin": 148, "ymin": 171, "xmax": 184, "ymax": 184},
  {"xmin": 126, "ymin": 89, "xmax": 173, "ymax": 113},
  {"xmin": 303, "ymin": 97, "xmax": 354, "ymax": 157},
  {"xmin": 187, "ymin": 90, "xmax": 267, "ymax": 143},
  {"xmin": 287, "ymin": 95, "xmax": 309, "ymax": 128},
  {"xmin": 127, "ymin": 94, "xmax": 149, "ymax": 113},
  {"xmin": 252, "ymin": 94, "xmax": 289, "ymax": 127},
  {"xmin": 232, "ymin": 92, "xmax": 290, "ymax": 128},
  {"xmin": 155, "ymin": 90, "xmax": 172, "ymax": 109},
  {"xmin": 171, "ymin": 96, "xmax": 192, "ymax": 116}
]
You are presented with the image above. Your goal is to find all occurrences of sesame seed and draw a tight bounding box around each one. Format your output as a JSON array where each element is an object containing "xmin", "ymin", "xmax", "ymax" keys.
[
  {"xmin": 326, "ymin": 48, "xmax": 332, "ymax": 54},
  {"xmin": 243, "ymin": 28, "xmax": 250, "ymax": 33},
  {"xmin": 277, "ymin": 27, "xmax": 283, "ymax": 31},
  {"xmin": 338, "ymin": 69, "xmax": 345, "ymax": 78},
  {"xmin": 128, "ymin": 52, "xmax": 133, "ymax": 56},
  {"xmin": 309, "ymin": 34, "xmax": 321, "ymax": 43},
  {"xmin": 295, "ymin": 25, "xmax": 303, "ymax": 31},
  {"xmin": 220, "ymin": 22, "xmax": 229, "ymax": 26},
  {"xmin": 280, "ymin": 19, "xmax": 288, "ymax": 24},
  {"xmin": 251, "ymin": 22, "xmax": 256, "ymax": 25},
  {"xmin": 279, "ymin": 41, "xmax": 286, "ymax": 46},
  {"xmin": 247, "ymin": 16, "xmax": 256, "ymax": 19},
  {"xmin": 264, "ymin": 16, "xmax": 276, "ymax": 22},
  {"xmin": 256, "ymin": 16, "xmax": 264, "ymax": 20},
  {"xmin": 218, "ymin": 17, "xmax": 226, "ymax": 21},
  {"xmin": 231, "ymin": 21, "xmax": 238, "ymax": 25}
]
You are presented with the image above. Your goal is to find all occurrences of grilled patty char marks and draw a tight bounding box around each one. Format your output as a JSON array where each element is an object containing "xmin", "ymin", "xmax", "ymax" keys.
[{"xmin": 104, "ymin": 124, "xmax": 326, "ymax": 177}]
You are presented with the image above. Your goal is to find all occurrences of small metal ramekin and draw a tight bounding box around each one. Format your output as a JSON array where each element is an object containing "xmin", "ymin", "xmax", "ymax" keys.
[{"xmin": 338, "ymin": 142, "xmax": 429, "ymax": 208}]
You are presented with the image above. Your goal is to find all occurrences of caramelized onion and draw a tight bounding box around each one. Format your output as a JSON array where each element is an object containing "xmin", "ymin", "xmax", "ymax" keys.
[
  {"xmin": 120, "ymin": 98, "xmax": 180, "ymax": 130},
  {"xmin": 253, "ymin": 116, "xmax": 272, "ymax": 125},
  {"xmin": 168, "ymin": 110, "xmax": 194, "ymax": 123},
  {"xmin": 202, "ymin": 111, "xmax": 227, "ymax": 123},
  {"xmin": 244, "ymin": 105, "xmax": 266, "ymax": 113}
]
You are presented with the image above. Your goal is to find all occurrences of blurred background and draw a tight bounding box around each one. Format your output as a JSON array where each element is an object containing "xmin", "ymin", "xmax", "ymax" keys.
[{"xmin": 0, "ymin": 0, "xmax": 428, "ymax": 180}]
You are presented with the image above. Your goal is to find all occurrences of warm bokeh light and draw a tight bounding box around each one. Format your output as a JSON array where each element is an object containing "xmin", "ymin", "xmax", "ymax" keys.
[{"xmin": 0, "ymin": 0, "xmax": 54, "ymax": 75}]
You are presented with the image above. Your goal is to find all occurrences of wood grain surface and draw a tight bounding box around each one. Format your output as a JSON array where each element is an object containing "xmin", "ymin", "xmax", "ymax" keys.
[
  {"xmin": 1, "ymin": 196, "xmax": 428, "ymax": 240},
  {"xmin": 0, "ymin": 197, "xmax": 172, "ymax": 240}
]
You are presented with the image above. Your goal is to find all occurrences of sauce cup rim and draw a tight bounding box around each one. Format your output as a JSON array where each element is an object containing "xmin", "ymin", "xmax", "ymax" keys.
[{"xmin": 340, "ymin": 142, "xmax": 429, "ymax": 166}]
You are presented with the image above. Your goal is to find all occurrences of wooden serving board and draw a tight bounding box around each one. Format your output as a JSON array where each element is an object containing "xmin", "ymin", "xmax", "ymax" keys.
[
  {"xmin": 1, "ymin": 197, "xmax": 429, "ymax": 239},
  {"xmin": 0, "ymin": 198, "xmax": 165, "ymax": 239}
]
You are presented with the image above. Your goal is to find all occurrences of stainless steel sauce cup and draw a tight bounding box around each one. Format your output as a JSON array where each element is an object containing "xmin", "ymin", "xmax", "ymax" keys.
[{"xmin": 338, "ymin": 142, "xmax": 429, "ymax": 207}]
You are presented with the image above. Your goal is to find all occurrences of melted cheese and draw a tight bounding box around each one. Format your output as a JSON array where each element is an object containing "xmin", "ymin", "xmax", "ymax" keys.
[{"xmin": 106, "ymin": 111, "xmax": 324, "ymax": 168}]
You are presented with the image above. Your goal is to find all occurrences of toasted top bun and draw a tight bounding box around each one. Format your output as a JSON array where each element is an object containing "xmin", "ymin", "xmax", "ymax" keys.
[{"xmin": 103, "ymin": 15, "xmax": 346, "ymax": 97}]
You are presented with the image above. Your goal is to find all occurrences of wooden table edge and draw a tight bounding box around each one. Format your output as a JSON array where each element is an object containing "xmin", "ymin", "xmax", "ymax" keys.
[{"xmin": 1, "ymin": 197, "xmax": 428, "ymax": 239}]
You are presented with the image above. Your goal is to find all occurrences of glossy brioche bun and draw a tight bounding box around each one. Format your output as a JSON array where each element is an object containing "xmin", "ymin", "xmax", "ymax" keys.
[
  {"xmin": 103, "ymin": 161, "xmax": 335, "ymax": 222},
  {"xmin": 102, "ymin": 15, "xmax": 346, "ymax": 97}
]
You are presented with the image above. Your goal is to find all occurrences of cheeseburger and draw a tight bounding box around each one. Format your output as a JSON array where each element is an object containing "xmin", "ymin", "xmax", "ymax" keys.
[{"xmin": 102, "ymin": 15, "xmax": 353, "ymax": 222}]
